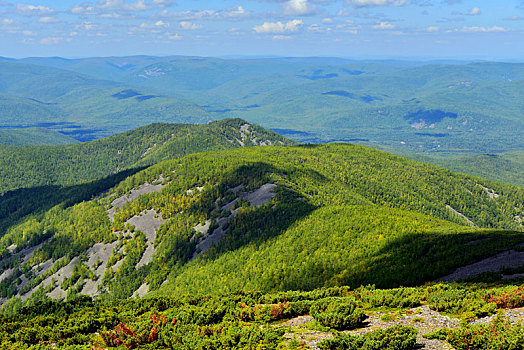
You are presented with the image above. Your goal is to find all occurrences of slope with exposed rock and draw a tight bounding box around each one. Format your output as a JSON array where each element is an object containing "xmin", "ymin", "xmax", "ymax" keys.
[{"xmin": 0, "ymin": 143, "xmax": 522, "ymax": 306}]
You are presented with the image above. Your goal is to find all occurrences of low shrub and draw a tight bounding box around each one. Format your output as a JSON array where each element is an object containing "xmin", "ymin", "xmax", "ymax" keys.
[
  {"xmin": 487, "ymin": 287, "xmax": 524, "ymax": 309},
  {"xmin": 318, "ymin": 325, "xmax": 417, "ymax": 350},
  {"xmin": 425, "ymin": 316, "xmax": 524, "ymax": 350},
  {"xmin": 310, "ymin": 298, "xmax": 366, "ymax": 330}
]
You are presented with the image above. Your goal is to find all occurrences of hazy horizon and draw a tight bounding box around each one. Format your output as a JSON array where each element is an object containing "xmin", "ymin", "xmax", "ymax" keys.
[{"xmin": 0, "ymin": 0, "xmax": 523, "ymax": 60}]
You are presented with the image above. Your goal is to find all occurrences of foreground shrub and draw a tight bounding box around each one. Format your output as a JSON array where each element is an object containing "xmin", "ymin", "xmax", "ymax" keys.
[
  {"xmin": 426, "ymin": 286, "xmax": 496, "ymax": 319},
  {"xmin": 101, "ymin": 316, "xmax": 285, "ymax": 350},
  {"xmin": 318, "ymin": 325, "xmax": 417, "ymax": 350},
  {"xmin": 355, "ymin": 286, "xmax": 421, "ymax": 309},
  {"xmin": 487, "ymin": 287, "xmax": 524, "ymax": 309},
  {"xmin": 310, "ymin": 298, "xmax": 366, "ymax": 330},
  {"xmin": 425, "ymin": 316, "xmax": 524, "ymax": 350}
]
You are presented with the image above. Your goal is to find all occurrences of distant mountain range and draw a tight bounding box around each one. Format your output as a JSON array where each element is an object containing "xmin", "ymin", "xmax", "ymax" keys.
[
  {"xmin": 0, "ymin": 56, "xmax": 522, "ymax": 189},
  {"xmin": 0, "ymin": 56, "xmax": 522, "ymax": 153}
]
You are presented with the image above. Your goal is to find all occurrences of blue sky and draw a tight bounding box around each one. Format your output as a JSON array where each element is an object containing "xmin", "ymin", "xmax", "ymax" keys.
[{"xmin": 0, "ymin": 0, "xmax": 523, "ymax": 59}]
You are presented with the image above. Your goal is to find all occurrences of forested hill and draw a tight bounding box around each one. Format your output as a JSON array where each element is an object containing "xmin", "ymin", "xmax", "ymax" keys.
[
  {"xmin": 0, "ymin": 128, "xmax": 78, "ymax": 146},
  {"xmin": 0, "ymin": 143, "xmax": 522, "ymax": 310},
  {"xmin": 0, "ymin": 118, "xmax": 296, "ymax": 195}
]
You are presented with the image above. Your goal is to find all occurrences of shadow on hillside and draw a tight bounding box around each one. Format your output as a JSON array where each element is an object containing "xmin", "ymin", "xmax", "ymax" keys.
[
  {"xmin": 332, "ymin": 229, "xmax": 524, "ymax": 289},
  {"xmin": 0, "ymin": 167, "xmax": 146, "ymax": 238},
  {"xmin": 190, "ymin": 162, "xmax": 321, "ymax": 262}
]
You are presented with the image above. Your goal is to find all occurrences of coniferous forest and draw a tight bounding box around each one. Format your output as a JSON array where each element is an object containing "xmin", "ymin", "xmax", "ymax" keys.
[{"xmin": 0, "ymin": 120, "xmax": 522, "ymax": 349}]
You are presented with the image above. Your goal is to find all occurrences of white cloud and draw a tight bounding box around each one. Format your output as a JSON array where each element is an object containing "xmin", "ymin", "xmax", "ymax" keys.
[
  {"xmin": 468, "ymin": 7, "xmax": 481, "ymax": 15},
  {"xmin": 71, "ymin": 0, "xmax": 174, "ymax": 16},
  {"xmin": 179, "ymin": 21, "xmax": 202, "ymax": 30},
  {"xmin": 321, "ymin": 18, "xmax": 333, "ymax": 23},
  {"xmin": 16, "ymin": 4, "xmax": 55, "ymax": 16},
  {"xmin": 149, "ymin": 0, "xmax": 174, "ymax": 7},
  {"xmin": 505, "ymin": 15, "xmax": 524, "ymax": 21},
  {"xmin": 253, "ymin": 19, "xmax": 303, "ymax": 33},
  {"xmin": 335, "ymin": 20, "xmax": 359, "ymax": 34},
  {"xmin": 459, "ymin": 25, "xmax": 506, "ymax": 32},
  {"xmin": 273, "ymin": 35, "xmax": 292, "ymax": 40},
  {"xmin": 97, "ymin": 0, "xmax": 149, "ymax": 11},
  {"xmin": 346, "ymin": 0, "xmax": 407, "ymax": 7},
  {"xmin": 157, "ymin": 6, "xmax": 248, "ymax": 21},
  {"xmin": 39, "ymin": 16, "xmax": 59, "ymax": 23},
  {"xmin": 372, "ymin": 21, "xmax": 396, "ymax": 29},
  {"xmin": 425, "ymin": 26, "xmax": 439, "ymax": 31},
  {"xmin": 224, "ymin": 6, "xmax": 246, "ymax": 18},
  {"xmin": 154, "ymin": 20, "xmax": 168, "ymax": 27},
  {"xmin": 283, "ymin": 0, "xmax": 316, "ymax": 15},
  {"xmin": 2, "ymin": 18, "xmax": 14, "ymax": 25},
  {"xmin": 100, "ymin": 13, "xmax": 121, "ymax": 18},
  {"xmin": 76, "ymin": 22, "xmax": 99, "ymax": 30},
  {"xmin": 139, "ymin": 20, "xmax": 169, "ymax": 30},
  {"xmin": 71, "ymin": 3, "xmax": 98, "ymax": 15},
  {"xmin": 308, "ymin": 24, "xmax": 321, "ymax": 31},
  {"xmin": 167, "ymin": 33, "xmax": 182, "ymax": 40},
  {"xmin": 22, "ymin": 30, "xmax": 35, "ymax": 36},
  {"xmin": 40, "ymin": 36, "xmax": 62, "ymax": 44}
]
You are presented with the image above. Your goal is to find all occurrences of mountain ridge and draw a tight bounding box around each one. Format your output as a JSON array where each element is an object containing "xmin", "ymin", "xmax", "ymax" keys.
[
  {"xmin": 0, "ymin": 118, "xmax": 296, "ymax": 195},
  {"xmin": 0, "ymin": 142, "xmax": 521, "ymax": 307}
]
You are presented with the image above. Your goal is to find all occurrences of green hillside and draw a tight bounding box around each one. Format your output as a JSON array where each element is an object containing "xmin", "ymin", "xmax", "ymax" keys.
[
  {"xmin": 0, "ymin": 119, "xmax": 295, "ymax": 237},
  {"xmin": 0, "ymin": 118, "xmax": 295, "ymax": 195},
  {"xmin": 1, "ymin": 57, "xmax": 522, "ymax": 157},
  {"xmin": 0, "ymin": 128, "xmax": 77, "ymax": 146},
  {"xmin": 84, "ymin": 57, "xmax": 523, "ymax": 156},
  {"xmin": 0, "ymin": 143, "xmax": 521, "ymax": 309},
  {"xmin": 0, "ymin": 61, "xmax": 211, "ymax": 140},
  {"xmin": 354, "ymin": 144, "xmax": 524, "ymax": 189},
  {"xmin": 421, "ymin": 152, "xmax": 524, "ymax": 188}
]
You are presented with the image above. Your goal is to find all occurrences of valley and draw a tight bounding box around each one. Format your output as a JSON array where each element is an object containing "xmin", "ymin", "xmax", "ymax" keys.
[
  {"xmin": 1, "ymin": 56, "xmax": 522, "ymax": 189},
  {"xmin": 1, "ymin": 58, "xmax": 523, "ymax": 157}
]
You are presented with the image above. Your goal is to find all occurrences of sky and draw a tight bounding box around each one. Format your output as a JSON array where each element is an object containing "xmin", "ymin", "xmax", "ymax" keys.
[{"xmin": 0, "ymin": 0, "xmax": 523, "ymax": 60}]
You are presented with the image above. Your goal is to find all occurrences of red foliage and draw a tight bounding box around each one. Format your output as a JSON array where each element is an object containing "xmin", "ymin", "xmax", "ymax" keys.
[
  {"xmin": 148, "ymin": 328, "xmax": 158, "ymax": 343},
  {"xmin": 115, "ymin": 322, "xmax": 136, "ymax": 338},
  {"xmin": 270, "ymin": 302, "xmax": 289, "ymax": 318},
  {"xmin": 487, "ymin": 287, "xmax": 524, "ymax": 309},
  {"xmin": 102, "ymin": 314, "xmax": 170, "ymax": 349}
]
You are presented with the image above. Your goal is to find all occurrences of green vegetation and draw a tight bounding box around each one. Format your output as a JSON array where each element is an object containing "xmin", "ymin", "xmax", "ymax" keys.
[
  {"xmin": 0, "ymin": 143, "xmax": 522, "ymax": 304},
  {"xmin": 0, "ymin": 57, "xmax": 523, "ymax": 348},
  {"xmin": 0, "ymin": 118, "xmax": 295, "ymax": 195},
  {"xmin": 1, "ymin": 58, "xmax": 523, "ymax": 159},
  {"xmin": 417, "ymin": 151, "xmax": 524, "ymax": 188},
  {"xmin": 310, "ymin": 298, "xmax": 366, "ymax": 330},
  {"xmin": 0, "ymin": 61, "xmax": 210, "ymax": 140},
  {"xmin": 1, "ymin": 282, "xmax": 524, "ymax": 349},
  {"xmin": 0, "ymin": 127, "xmax": 77, "ymax": 146},
  {"xmin": 319, "ymin": 325, "xmax": 418, "ymax": 350},
  {"xmin": 425, "ymin": 315, "xmax": 524, "ymax": 350}
]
